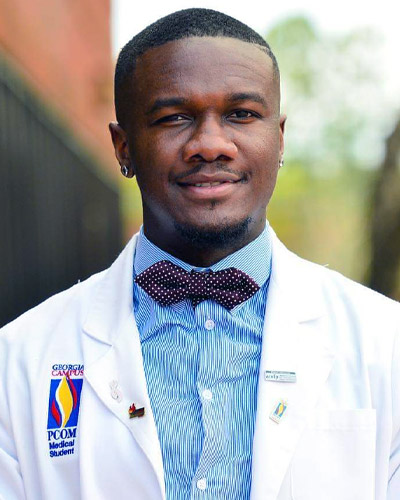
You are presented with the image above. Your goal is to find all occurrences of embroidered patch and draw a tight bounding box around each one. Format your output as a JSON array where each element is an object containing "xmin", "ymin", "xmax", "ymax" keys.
[{"xmin": 46, "ymin": 364, "xmax": 84, "ymax": 458}]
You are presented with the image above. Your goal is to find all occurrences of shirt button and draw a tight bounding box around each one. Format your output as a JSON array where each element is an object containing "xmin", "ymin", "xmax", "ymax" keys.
[
  {"xmin": 202, "ymin": 389, "xmax": 213, "ymax": 401},
  {"xmin": 205, "ymin": 319, "xmax": 215, "ymax": 330},
  {"xmin": 197, "ymin": 478, "xmax": 207, "ymax": 490}
]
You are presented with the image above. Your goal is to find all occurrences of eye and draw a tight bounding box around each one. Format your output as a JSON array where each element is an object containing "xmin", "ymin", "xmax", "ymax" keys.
[
  {"xmin": 228, "ymin": 110, "xmax": 260, "ymax": 121},
  {"xmin": 155, "ymin": 114, "xmax": 190, "ymax": 124}
]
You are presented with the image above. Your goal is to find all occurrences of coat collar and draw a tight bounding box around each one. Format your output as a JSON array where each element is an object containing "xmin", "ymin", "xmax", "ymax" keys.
[
  {"xmin": 83, "ymin": 234, "xmax": 138, "ymax": 346},
  {"xmin": 268, "ymin": 227, "xmax": 326, "ymax": 323},
  {"xmin": 82, "ymin": 230, "xmax": 334, "ymax": 500},
  {"xmin": 83, "ymin": 228, "xmax": 325, "ymax": 345}
]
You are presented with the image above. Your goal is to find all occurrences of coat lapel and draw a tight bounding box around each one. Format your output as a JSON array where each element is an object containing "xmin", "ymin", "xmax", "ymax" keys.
[
  {"xmin": 251, "ymin": 233, "xmax": 335, "ymax": 499},
  {"xmin": 82, "ymin": 235, "xmax": 165, "ymax": 498}
]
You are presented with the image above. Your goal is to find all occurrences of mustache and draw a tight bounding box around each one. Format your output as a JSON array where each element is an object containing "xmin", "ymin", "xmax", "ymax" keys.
[{"xmin": 173, "ymin": 162, "xmax": 246, "ymax": 182}]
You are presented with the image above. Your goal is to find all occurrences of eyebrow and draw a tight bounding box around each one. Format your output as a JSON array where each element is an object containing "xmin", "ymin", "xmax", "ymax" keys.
[
  {"xmin": 146, "ymin": 97, "xmax": 188, "ymax": 115},
  {"xmin": 227, "ymin": 92, "xmax": 268, "ymax": 107}
]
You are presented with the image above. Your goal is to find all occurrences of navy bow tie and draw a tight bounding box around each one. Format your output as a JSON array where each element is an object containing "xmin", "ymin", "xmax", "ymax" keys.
[{"xmin": 135, "ymin": 260, "xmax": 260, "ymax": 310}]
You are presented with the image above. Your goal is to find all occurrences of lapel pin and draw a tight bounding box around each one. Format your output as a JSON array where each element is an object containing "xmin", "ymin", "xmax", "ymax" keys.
[
  {"xmin": 109, "ymin": 380, "xmax": 118, "ymax": 390},
  {"xmin": 128, "ymin": 403, "xmax": 145, "ymax": 419},
  {"xmin": 269, "ymin": 399, "xmax": 288, "ymax": 424},
  {"xmin": 264, "ymin": 370, "xmax": 297, "ymax": 383},
  {"xmin": 109, "ymin": 380, "xmax": 123, "ymax": 402}
]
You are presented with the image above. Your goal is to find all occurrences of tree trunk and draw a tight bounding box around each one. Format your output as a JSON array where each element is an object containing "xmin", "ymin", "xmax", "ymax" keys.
[{"xmin": 369, "ymin": 117, "xmax": 400, "ymax": 299}]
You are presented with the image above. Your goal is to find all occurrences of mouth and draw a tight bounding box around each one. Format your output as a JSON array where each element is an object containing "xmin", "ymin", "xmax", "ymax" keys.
[
  {"xmin": 180, "ymin": 180, "xmax": 238, "ymax": 188},
  {"xmin": 176, "ymin": 178, "xmax": 243, "ymax": 199},
  {"xmin": 177, "ymin": 170, "xmax": 244, "ymax": 186}
]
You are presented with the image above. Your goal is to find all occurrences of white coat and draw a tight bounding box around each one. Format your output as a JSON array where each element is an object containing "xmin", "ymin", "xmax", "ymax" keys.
[{"xmin": 0, "ymin": 230, "xmax": 399, "ymax": 500}]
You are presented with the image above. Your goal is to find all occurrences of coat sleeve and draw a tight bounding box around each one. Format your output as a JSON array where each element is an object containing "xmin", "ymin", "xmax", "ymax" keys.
[
  {"xmin": 387, "ymin": 315, "xmax": 400, "ymax": 499},
  {"xmin": 0, "ymin": 332, "xmax": 26, "ymax": 500}
]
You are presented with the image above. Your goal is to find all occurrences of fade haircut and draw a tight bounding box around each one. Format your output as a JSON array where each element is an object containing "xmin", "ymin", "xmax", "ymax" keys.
[{"xmin": 114, "ymin": 8, "xmax": 279, "ymax": 129}]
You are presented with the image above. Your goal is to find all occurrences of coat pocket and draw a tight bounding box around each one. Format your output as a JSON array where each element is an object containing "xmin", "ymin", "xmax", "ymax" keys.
[{"xmin": 290, "ymin": 409, "xmax": 376, "ymax": 500}]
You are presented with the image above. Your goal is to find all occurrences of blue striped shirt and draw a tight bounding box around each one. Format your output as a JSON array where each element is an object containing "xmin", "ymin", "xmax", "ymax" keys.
[{"xmin": 133, "ymin": 225, "xmax": 272, "ymax": 499}]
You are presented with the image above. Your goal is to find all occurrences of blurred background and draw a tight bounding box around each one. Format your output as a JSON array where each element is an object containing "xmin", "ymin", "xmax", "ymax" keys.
[{"xmin": 1, "ymin": 0, "xmax": 399, "ymax": 326}]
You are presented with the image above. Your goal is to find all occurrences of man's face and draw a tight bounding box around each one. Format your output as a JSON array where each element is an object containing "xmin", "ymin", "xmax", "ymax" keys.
[{"xmin": 112, "ymin": 37, "xmax": 285, "ymax": 247}]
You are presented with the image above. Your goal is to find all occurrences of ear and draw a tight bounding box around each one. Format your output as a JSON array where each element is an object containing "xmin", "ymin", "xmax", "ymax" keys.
[
  {"xmin": 108, "ymin": 122, "xmax": 135, "ymax": 178},
  {"xmin": 279, "ymin": 114, "xmax": 286, "ymax": 157}
]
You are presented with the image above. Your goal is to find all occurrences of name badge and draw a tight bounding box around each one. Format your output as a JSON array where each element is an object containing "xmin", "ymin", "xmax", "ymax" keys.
[{"xmin": 264, "ymin": 370, "xmax": 297, "ymax": 383}]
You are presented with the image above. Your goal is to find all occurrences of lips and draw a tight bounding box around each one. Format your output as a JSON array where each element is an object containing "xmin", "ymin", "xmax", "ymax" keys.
[
  {"xmin": 186, "ymin": 180, "xmax": 237, "ymax": 188},
  {"xmin": 177, "ymin": 172, "xmax": 242, "ymax": 187},
  {"xmin": 176, "ymin": 173, "xmax": 244, "ymax": 200}
]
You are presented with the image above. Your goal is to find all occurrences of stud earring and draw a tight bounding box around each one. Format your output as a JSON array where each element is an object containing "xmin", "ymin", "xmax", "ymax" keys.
[
  {"xmin": 121, "ymin": 165, "xmax": 130, "ymax": 177},
  {"xmin": 279, "ymin": 158, "xmax": 284, "ymax": 168}
]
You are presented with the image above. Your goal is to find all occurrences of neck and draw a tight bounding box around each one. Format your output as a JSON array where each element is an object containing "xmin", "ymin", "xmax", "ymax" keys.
[{"xmin": 142, "ymin": 219, "xmax": 265, "ymax": 267}]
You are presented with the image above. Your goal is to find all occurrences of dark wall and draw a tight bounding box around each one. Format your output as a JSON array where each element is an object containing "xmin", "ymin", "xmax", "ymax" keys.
[{"xmin": 0, "ymin": 56, "xmax": 122, "ymax": 327}]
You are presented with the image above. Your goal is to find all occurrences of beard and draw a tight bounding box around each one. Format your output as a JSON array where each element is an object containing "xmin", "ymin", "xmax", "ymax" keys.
[{"xmin": 173, "ymin": 216, "xmax": 252, "ymax": 249}]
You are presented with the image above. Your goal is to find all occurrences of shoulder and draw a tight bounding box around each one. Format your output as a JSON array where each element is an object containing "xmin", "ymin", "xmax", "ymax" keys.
[
  {"xmin": 304, "ymin": 254, "xmax": 399, "ymax": 321},
  {"xmin": 0, "ymin": 233, "xmax": 138, "ymax": 352},
  {"xmin": 273, "ymin": 232, "xmax": 400, "ymax": 320},
  {"xmin": 271, "ymin": 232, "xmax": 400, "ymax": 353},
  {"xmin": 0, "ymin": 270, "xmax": 106, "ymax": 350}
]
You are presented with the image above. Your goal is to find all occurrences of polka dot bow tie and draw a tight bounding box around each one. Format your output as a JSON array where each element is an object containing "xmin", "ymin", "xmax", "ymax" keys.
[{"xmin": 135, "ymin": 260, "xmax": 260, "ymax": 310}]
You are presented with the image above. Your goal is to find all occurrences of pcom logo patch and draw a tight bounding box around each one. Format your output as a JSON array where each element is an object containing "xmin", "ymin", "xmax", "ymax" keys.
[
  {"xmin": 47, "ymin": 366, "xmax": 84, "ymax": 458},
  {"xmin": 47, "ymin": 374, "xmax": 83, "ymax": 428}
]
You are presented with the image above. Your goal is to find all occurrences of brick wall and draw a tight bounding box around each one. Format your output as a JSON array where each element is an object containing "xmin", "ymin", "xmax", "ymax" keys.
[{"xmin": 0, "ymin": 0, "xmax": 116, "ymax": 173}]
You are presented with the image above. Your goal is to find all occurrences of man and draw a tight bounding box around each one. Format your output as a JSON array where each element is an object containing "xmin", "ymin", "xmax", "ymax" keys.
[{"xmin": 0, "ymin": 8, "xmax": 399, "ymax": 500}]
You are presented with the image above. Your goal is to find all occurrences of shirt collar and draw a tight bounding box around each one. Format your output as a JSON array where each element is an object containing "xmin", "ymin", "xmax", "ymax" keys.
[{"xmin": 134, "ymin": 222, "xmax": 272, "ymax": 288}]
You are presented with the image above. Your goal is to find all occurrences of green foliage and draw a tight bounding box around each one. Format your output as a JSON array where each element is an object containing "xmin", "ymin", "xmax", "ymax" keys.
[
  {"xmin": 268, "ymin": 164, "xmax": 373, "ymax": 282},
  {"xmin": 265, "ymin": 16, "xmax": 386, "ymax": 282},
  {"xmin": 267, "ymin": 16, "xmax": 385, "ymax": 171},
  {"xmin": 267, "ymin": 17, "xmax": 318, "ymax": 98}
]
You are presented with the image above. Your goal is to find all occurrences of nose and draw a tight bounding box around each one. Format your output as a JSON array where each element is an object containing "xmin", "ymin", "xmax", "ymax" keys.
[{"xmin": 182, "ymin": 116, "xmax": 238, "ymax": 163}]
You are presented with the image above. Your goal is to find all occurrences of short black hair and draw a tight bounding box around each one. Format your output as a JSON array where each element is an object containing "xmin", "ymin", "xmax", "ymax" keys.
[{"xmin": 114, "ymin": 8, "xmax": 279, "ymax": 128}]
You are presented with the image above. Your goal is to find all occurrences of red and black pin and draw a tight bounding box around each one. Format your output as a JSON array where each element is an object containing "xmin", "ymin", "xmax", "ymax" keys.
[{"xmin": 128, "ymin": 403, "xmax": 145, "ymax": 419}]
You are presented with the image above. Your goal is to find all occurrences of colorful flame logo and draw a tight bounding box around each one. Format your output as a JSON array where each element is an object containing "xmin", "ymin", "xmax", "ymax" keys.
[
  {"xmin": 51, "ymin": 373, "xmax": 78, "ymax": 428},
  {"xmin": 274, "ymin": 402, "xmax": 286, "ymax": 418}
]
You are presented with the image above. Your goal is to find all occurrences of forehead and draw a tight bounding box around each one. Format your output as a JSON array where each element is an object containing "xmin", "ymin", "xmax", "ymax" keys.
[{"xmin": 132, "ymin": 37, "xmax": 278, "ymax": 105}]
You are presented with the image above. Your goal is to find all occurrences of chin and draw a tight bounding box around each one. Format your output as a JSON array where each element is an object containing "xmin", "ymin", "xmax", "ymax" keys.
[{"xmin": 173, "ymin": 216, "xmax": 252, "ymax": 249}]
